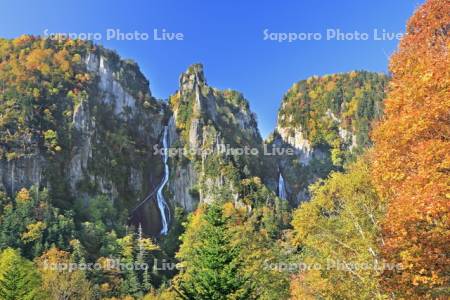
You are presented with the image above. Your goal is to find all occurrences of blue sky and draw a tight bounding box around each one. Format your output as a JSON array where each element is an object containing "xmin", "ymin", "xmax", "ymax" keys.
[{"xmin": 0, "ymin": 0, "xmax": 423, "ymax": 137}]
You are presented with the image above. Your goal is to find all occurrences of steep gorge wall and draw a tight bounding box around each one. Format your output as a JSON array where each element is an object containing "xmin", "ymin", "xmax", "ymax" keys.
[
  {"xmin": 0, "ymin": 37, "xmax": 166, "ymax": 211},
  {"xmin": 168, "ymin": 64, "xmax": 269, "ymax": 211},
  {"xmin": 269, "ymin": 71, "xmax": 389, "ymax": 204},
  {"xmin": 0, "ymin": 37, "xmax": 389, "ymax": 235}
]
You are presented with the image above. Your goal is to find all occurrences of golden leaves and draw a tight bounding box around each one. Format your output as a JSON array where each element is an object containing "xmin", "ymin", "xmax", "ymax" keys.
[
  {"xmin": 16, "ymin": 187, "xmax": 31, "ymax": 203},
  {"xmin": 21, "ymin": 221, "xmax": 47, "ymax": 243},
  {"xmin": 371, "ymin": 0, "xmax": 450, "ymax": 297}
]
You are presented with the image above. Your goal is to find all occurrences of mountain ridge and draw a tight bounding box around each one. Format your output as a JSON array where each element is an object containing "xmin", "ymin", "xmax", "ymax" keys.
[{"xmin": 0, "ymin": 35, "xmax": 388, "ymax": 231}]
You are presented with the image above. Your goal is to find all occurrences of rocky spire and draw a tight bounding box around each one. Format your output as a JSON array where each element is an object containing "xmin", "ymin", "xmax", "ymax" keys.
[{"xmin": 179, "ymin": 63, "xmax": 207, "ymax": 94}]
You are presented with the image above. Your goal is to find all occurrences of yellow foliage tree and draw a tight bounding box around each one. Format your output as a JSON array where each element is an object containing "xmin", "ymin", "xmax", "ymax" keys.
[
  {"xmin": 16, "ymin": 188, "xmax": 31, "ymax": 203},
  {"xmin": 290, "ymin": 158, "xmax": 386, "ymax": 299},
  {"xmin": 371, "ymin": 0, "xmax": 450, "ymax": 298},
  {"xmin": 36, "ymin": 248, "xmax": 93, "ymax": 300}
]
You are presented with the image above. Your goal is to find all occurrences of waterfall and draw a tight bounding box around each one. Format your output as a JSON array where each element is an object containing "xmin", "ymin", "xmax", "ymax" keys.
[
  {"xmin": 278, "ymin": 173, "xmax": 287, "ymax": 200},
  {"xmin": 156, "ymin": 126, "xmax": 171, "ymax": 235}
]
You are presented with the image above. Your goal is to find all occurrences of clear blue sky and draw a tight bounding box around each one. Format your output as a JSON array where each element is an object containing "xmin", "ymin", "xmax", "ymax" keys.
[{"xmin": 0, "ymin": 0, "xmax": 423, "ymax": 137}]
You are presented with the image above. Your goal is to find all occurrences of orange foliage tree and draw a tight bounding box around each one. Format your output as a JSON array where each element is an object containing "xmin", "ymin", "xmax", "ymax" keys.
[{"xmin": 371, "ymin": 0, "xmax": 450, "ymax": 298}]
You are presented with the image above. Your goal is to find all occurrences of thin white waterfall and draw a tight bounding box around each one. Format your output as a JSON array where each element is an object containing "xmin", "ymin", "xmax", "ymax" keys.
[
  {"xmin": 278, "ymin": 173, "xmax": 287, "ymax": 200},
  {"xmin": 156, "ymin": 126, "xmax": 171, "ymax": 235}
]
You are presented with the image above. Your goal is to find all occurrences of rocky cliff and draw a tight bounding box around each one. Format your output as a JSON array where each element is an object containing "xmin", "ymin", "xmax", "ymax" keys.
[
  {"xmin": 168, "ymin": 64, "xmax": 268, "ymax": 211},
  {"xmin": 0, "ymin": 37, "xmax": 166, "ymax": 211},
  {"xmin": 269, "ymin": 71, "xmax": 389, "ymax": 204},
  {"xmin": 0, "ymin": 37, "xmax": 389, "ymax": 236}
]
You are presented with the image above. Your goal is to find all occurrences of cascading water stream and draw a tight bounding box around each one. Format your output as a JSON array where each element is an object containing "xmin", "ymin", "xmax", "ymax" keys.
[
  {"xmin": 278, "ymin": 173, "xmax": 287, "ymax": 200},
  {"xmin": 156, "ymin": 126, "xmax": 171, "ymax": 235}
]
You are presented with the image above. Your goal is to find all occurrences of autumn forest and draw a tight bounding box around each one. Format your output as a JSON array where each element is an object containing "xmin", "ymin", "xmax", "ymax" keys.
[{"xmin": 0, "ymin": 0, "xmax": 448, "ymax": 299}]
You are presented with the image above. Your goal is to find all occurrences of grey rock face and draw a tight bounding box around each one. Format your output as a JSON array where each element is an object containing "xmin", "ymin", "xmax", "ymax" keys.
[
  {"xmin": 167, "ymin": 116, "xmax": 198, "ymax": 211},
  {"xmin": 179, "ymin": 64, "xmax": 206, "ymax": 93},
  {"xmin": 0, "ymin": 154, "xmax": 45, "ymax": 196},
  {"xmin": 69, "ymin": 100, "xmax": 92, "ymax": 192},
  {"xmin": 86, "ymin": 53, "xmax": 138, "ymax": 116},
  {"xmin": 1, "ymin": 49, "xmax": 165, "ymax": 208},
  {"xmin": 276, "ymin": 125, "xmax": 314, "ymax": 165},
  {"xmin": 70, "ymin": 51, "xmax": 164, "ymax": 203},
  {"xmin": 168, "ymin": 64, "xmax": 262, "ymax": 212}
]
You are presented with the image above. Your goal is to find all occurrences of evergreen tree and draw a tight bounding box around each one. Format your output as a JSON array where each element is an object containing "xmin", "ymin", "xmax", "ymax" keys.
[
  {"xmin": 0, "ymin": 248, "xmax": 41, "ymax": 300},
  {"xmin": 176, "ymin": 204, "xmax": 250, "ymax": 299},
  {"xmin": 118, "ymin": 234, "xmax": 141, "ymax": 298},
  {"xmin": 137, "ymin": 224, "xmax": 152, "ymax": 293}
]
